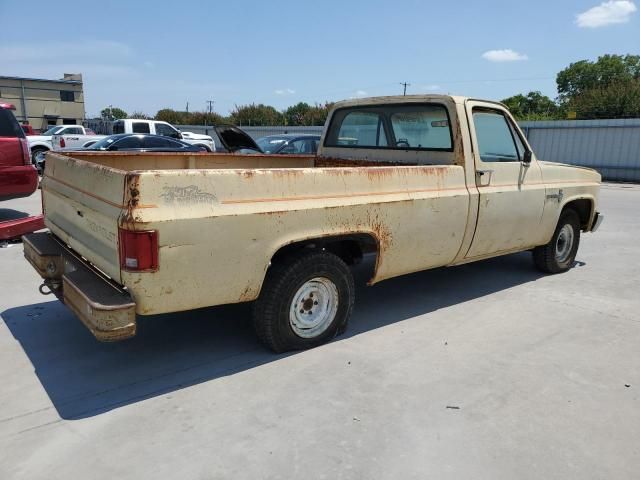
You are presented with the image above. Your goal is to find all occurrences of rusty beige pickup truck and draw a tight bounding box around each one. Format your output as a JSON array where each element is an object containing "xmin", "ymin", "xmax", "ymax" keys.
[{"xmin": 23, "ymin": 95, "xmax": 603, "ymax": 352}]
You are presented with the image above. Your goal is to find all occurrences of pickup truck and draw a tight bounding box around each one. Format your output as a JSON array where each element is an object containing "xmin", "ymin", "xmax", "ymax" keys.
[
  {"xmin": 27, "ymin": 124, "xmax": 95, "ymax": 164},
  {"xmin": 51, "ymin": 119, "xmax": 215, "ymax": 152},
  {"xmin": 23, "ymin": 95, "xmax": 603, "ymax": 352}
]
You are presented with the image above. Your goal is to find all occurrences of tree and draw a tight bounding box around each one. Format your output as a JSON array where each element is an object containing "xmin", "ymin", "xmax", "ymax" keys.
[
  {"xmin": 100, "ymin": 106, "xmax": 127, "ymax": 120},
  {"xmin": 154, "ymin": 108, "xmax": 186, "ymax": 125},
  {"xmin": 567, "ymin": 79, "xmax": 640, "ymax": 119},
  {"xmin": 129, "ymin": 111, "xmax": 152, "ymax": 120},
  {"xmin": 230, "ymin": 104, "xmax": 284, "ymax": 126},
  {"xmin": 284, "ymin": 102, "xmax": 334, "ymax": 126},
  {"xmin": 500, "ymin": 91, "xmax": 559, "ymax": 120},
  {"xmin": 556, "ymin": 54, "xmax": 640, "ymax": 102}
]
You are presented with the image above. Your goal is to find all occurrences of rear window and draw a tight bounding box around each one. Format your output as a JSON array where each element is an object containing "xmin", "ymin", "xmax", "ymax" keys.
[
  {"xmin": 325, "ymin": 103, "xmax": 452, "ymax": 151},
  {"xmin": 0, "ymin": 109, "xmax": 25, "ymax": 138}
]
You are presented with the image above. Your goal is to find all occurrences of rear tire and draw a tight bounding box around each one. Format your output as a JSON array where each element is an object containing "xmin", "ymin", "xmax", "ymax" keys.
[
  {"xmin": 31, "ymin": 147, "xmax": 48, "ymax": 167},
  {"xmin": 253, "ymin": 250, "xmax": 355, "ymax": 353},
  {"xmin": 533, "ymin": 209, "xmax": 581, "ymax": 273}
]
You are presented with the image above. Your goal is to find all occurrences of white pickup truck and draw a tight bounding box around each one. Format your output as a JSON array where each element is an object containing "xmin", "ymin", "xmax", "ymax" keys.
[
  {"xmin": 27, "ymin": 124, "xmax": 95, "ymax": 163},
  {"xmin": 24, "ymin": 95, "xmax": 603, "ymax": 352},
  {"xmin": 51, "ymin": 119, "xmax": 215, "ymax": 152}
]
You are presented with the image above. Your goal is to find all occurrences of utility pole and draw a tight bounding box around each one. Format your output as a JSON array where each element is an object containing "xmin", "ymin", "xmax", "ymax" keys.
[
  {"xmin": 204, "ymin": 100, "xmax": 214, "ymax": 128},
  {"xmin": 186, "ymin": 101, "xmax": 189, "ymax": 113},
  {"xmin": 400, "ymin": 82, "xmax": 411, "ymax": 96}
]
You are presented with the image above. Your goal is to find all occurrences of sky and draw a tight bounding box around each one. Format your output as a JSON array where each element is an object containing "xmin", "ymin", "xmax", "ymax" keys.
[{"xmin": 1, "ymin": 0, "xmax": 637, "ymax": 117}]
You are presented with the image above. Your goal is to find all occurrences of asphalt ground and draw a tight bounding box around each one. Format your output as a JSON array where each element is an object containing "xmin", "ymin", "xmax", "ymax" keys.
[{"xmin": 1, "ymin": 184, "xmax": 638, "ymax": 479}]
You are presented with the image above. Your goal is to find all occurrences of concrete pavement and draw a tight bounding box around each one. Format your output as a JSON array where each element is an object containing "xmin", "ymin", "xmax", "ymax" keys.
[{"xmin": 1, "ymin": 184, "xmax": 638, "ymax": 479}]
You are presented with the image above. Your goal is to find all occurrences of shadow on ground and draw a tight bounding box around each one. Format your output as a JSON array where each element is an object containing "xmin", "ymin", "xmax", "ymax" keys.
[
  {"xmin": 0, "ymin": 208, "xmax": 31, "ymax": 222},
  {"xmin": 2, "ymin": 252, "xmax": 545, "ymax": 420}
]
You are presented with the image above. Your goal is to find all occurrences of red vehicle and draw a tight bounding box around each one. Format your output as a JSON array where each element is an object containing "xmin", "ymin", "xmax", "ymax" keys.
[{"xmin": 0, "ymin": 103, "xmax": 43, "ymax": 240}]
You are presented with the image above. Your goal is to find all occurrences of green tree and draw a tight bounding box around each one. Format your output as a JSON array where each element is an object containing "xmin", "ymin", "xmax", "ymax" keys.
[
  {"xmin": 556, "ymin": 54, "xmax": 640, "ymax": 102},
  {"xmin": 230, "ymin": 103, "xmax": 283, "ymax": 126},
  {"xmin": 129, "ymin": 111, "xmax": 152, "ymax": 120},
  {"xmin": 568, "ymin": 79, "xmax": 640, "ymax": 119},
  {"xmin": 501, "ymin": 91, "xmax": 559, "ymax": 120},
  {"xmin": 284, "ymin": 102, "xmax": 334, "ymax": 126},
  {"xmin": 154, "ymin": 108, "xmax": 186, "ymax": 124},
  {"xmin": 100, "ymin": 106, "xmax": 128, "ymax": 120}
]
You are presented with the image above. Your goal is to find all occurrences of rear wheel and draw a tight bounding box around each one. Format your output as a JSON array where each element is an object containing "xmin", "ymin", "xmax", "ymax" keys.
[
  {"xmin": 252, "ymin": 250, "xmax": 355, "ymax": 353},
  {"xmin": 533, "ymin": 209, "xmax": 581, "ymax": 273},
  {"xmin": 31, "ymin": 147, "xmax": 48, "ymax": 170}
]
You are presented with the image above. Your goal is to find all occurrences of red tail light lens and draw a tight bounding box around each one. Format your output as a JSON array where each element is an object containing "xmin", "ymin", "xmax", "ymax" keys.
[
  {"xmin": 118, "ymin": 228, "xmax": 158, "ymax": 272},
  {"xmin": 19, "ymin": 138, "xmax": 30, "ymax": 165},
  {"xmin": 59, "ymin": 137, "xmax": 66, "ymax": 148}
]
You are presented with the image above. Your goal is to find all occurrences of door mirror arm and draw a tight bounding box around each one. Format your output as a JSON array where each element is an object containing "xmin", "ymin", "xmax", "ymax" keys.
[{"xmin": 522, "ymin": 150, "xmax": 533, "ymax": 165}]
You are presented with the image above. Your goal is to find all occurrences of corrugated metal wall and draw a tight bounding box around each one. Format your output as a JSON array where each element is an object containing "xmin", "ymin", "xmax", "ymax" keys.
[
  {"xmin": 520, "ymin": 119, "xmax": 640, "ymax": 182},
  {"xmin": 177, "ymin": 121, "xmax": 640, "ymax": 182}
]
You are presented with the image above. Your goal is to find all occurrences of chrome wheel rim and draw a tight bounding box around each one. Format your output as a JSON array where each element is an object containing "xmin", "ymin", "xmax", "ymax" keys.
[
  {"xmin": 289, "ymin": 277, "xmax": 339, "ymax": 339},
  {"xmin": 555, "ymin": 224, "xmax": 574, "ymax": 263}
]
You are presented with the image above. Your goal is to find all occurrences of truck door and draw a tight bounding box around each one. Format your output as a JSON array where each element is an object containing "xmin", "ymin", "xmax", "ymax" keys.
[{"xmin": 464, "ymin": 101, "xmax": 545, "ymax": 258}]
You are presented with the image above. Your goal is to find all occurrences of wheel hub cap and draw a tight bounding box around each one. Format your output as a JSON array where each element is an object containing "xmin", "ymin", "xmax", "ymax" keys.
[
  {"xmin": 555, "ymin": 224, "xmax": 574, "ymax": 263},
  {"xmin": 289, "ymin": 277, "xmax": 339, "ymax": 339}
]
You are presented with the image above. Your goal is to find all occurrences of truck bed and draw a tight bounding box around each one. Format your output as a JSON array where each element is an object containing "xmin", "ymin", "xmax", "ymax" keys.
[{"xmin": 41, "ymin": 151, "xmax": 468, "ymax": 315}]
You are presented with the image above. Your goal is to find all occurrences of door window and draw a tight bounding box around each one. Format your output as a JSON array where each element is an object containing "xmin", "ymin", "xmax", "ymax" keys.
[
  {"xmin": 472, "ymin": 110, "xmax": 521, "ymax": 162},
  {"xmin": 144, "ymin": 136, "xmax": 179, "ymax": 148},
  {"xmin": 155, "ymin": 122, "xmax": 180, "ymax": 138},
  {"xmin": 112, "ymin": 136, "xmax": 144, "ymax": 149}
]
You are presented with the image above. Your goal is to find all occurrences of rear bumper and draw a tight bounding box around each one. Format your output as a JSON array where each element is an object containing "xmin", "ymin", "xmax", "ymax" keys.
[
  {"xmin": 591, "ymin": 211, "xmax": 604, "ymax": 232},
  {"xmin": 23, "ymin": 232, "xmax": 136, "ymax": 341}
]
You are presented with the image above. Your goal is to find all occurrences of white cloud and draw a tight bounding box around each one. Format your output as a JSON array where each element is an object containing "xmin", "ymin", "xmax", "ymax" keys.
[
  {"xmin": 422, "ymin": 84, "xmax": 441, "ymax": 91},
  {"xmin": 354, "ymin": 90, "xmax": 368, "ymax": 96},
  {"xmin": 274, "ymin": 88, "xmax": 295, "ymax": 95},
  {"xmin": 576, "ymin": 1, "xmax": 637, "ymax": 27},
  {"xmin": 481, "ymin": 49, "xmax": 528, "ymax": 62}
]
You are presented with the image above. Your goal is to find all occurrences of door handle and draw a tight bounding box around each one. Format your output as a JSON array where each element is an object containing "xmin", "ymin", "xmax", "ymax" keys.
[
  {"xmin": 476, "ymin": 169, "xmax": 494, "ymax": 176},
  {"xmin": 476, "ymin": 169, "xmax": 494, "ymax": 186}
]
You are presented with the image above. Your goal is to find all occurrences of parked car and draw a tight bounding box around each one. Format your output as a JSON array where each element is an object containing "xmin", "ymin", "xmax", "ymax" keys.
[
  {"xmin": 256, "ymin": 134, "xmax": 321, "ymax": 154},
  {"xmin": 24, "ymin": 95, "xmax": 603, "ymax": 353},
  {"xmin": 27, "ymin": 124, "xmax": 95, "ymax": 164},
  {"xmin": 0, "ymin": 103, "xmax": 38, "ymax": 201},
  {"xmin": 52, "ymin": 119, "xmax": 215, "ymax": 152},
  {"xmin": 36, "ymin": 133, "xmax": 205, "ymax": 173}
]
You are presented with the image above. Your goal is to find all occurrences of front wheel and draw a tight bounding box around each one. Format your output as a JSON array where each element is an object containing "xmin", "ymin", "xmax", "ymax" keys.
[
  {"xmin": 533, "ymin": 209, "xmax": 581, "ymax": 273},
  {"xmin": 252, "ymin": 250, "xmax": 355, "ymax": 353}
]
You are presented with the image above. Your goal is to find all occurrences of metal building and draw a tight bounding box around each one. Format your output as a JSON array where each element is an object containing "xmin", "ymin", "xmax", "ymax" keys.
[{"xmin": 0, "ymin": 73, "xmax": 85, "ymax": 132}]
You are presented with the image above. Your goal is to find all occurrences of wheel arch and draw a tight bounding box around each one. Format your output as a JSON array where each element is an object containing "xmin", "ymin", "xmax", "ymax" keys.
[{"xmin": 560, "ymin": 196, "xmax": 596, "ymax": 231}]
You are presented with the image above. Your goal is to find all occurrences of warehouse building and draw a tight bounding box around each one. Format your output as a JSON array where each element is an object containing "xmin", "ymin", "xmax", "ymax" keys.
[{"xmin": 0, "ymin": 73, "xmax": 85, "ymax": 132}]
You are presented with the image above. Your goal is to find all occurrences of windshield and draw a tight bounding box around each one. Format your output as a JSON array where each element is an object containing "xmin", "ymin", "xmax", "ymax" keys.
[
  {"xmin": 42, "ymin": 126, "xmax": 65, "ymax": 136},
  {"xmin": 86, "ymin": 136, "xmax": 118, "ymax": 150},
  {"xmin": 256, "ymin": 136, "xmax": 288, "ymax": 153}
]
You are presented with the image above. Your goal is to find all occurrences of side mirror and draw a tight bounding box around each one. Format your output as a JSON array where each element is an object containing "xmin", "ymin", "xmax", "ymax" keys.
[{"xmin": 523, "ymin": 150, "xmax": 532, "ymax": 164}]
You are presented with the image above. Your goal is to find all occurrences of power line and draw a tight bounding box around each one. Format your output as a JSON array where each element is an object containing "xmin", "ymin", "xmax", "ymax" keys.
[{"xmin": 400, "ymin": 82, "xmax": 411, "ymax": 96}]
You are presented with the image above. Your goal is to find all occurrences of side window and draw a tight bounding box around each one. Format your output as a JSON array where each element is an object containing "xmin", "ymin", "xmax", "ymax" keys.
[
  {"xmin": 472, "ymin": 110, "xmax": 520, "ymax": 162},
  {"xmin": 144, "ymin": 136, "xmax": 177, "ymax": 148},
  {"xmin": 66, "ymin": 127, "xmax": 83, "ymax": 135},
  {"xmin": 336, "ymin": 111, "xmax": 387, "ymax": 147},
  {"xmin": 390, "ymin": 106, "xmax": 451, "ymax": 149},
  {"xmin": 112, "ymin": 136, "xmax": 143, "ymax": 149},
  {"xmin": 155, "ymin": 123, "xmax": 180, "ymax": 138},
  {"xmin": 112, "ymin": 121, "xmax": 125, "ymax": 134},
  {"xmin": 132, "ymin": 122, "xmax": 150, "ymax": 134},
  {"xmin": 508, "ymin": 121, "xmax": 526, "ymax": 160},
  {"xmin": 287, "ymin": 139, "xmax": 316, "ymax": 154}
]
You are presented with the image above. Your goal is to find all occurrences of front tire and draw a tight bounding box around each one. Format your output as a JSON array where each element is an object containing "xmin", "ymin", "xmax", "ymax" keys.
[
  {"xmin": 253, "ymin": 250, "xmax": 355, "ymax": 353},
  {"xmin": 533, "ymin": 209, "xmax": 581, "ymax": 273},
  {"xmin": 31, "ymin": 147, "xmax": 48, "ymax": 167}
]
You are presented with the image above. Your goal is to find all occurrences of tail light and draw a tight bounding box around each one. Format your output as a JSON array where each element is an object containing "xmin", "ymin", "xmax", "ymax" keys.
[
  {"xmin": 59, "ymin": 137, "xmax": 66, "ymax": 148},
  {"xmin": 19, "ymin": 138, "xmax": 30, "ymax": 165},
  {"xmin": 118, "ymin": 228, "xmax": 158, "ymax": 272}
]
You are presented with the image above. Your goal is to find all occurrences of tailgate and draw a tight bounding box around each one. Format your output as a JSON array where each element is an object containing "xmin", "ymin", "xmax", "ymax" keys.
[{"xmin": 42, "ymin": 152, "xmax": 126, "ymax": 281}]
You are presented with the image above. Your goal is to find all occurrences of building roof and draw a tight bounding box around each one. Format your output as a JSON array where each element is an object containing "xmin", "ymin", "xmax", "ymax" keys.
[{"xmin": 0, "ymin": 75, "xmax": 82, "ymax": 84}]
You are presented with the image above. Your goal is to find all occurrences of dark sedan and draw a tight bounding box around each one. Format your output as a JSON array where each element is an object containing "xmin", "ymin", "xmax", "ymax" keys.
[
  {"xmin": 37, "ymin": 133, "xmax": 205, "ymax": 173},
  {"xmin": 256, "ymin": 134, "xmax": 321, "ymax": 154}
]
